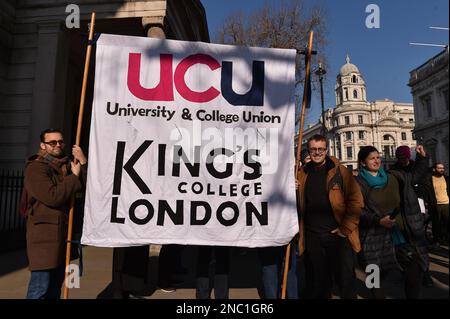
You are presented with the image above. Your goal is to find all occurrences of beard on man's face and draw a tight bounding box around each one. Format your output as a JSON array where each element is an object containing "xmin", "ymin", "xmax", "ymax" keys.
[
  {"xmin": 434, "ymin": 170, "xmax": 444, "ymax": 177},
  {"xmin": 46, "ymin": 147, "xmax": 64, "ymax": 158}
]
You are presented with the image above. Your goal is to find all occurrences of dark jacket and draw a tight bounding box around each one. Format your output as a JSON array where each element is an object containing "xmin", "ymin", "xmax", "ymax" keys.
[
  {"xmin": 388, "ymin": 154, "xmax": 430, "ymax": 271},
  {"xmin": 356, "ymin": 174, "xmax": 401, "ymax": 271},
  {"xmin": 24, "ymin": 155, "xmax": 86, "ymax": 271},
  {"xmin": 296, "ymin": 156, "xmax": 363, "ymax": 255},
  {"xmin": 391, "ymin": 160, "xmax": 426, "ymax": 199}
]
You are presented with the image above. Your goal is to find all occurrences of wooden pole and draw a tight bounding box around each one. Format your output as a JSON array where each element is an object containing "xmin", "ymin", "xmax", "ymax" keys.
[
  {"xmin": 280, "ymin": 30, "xmax": 314, "ymax": 299},
  {"xmin": 63, "ymin": 12, "xmax": 96, "ymax": 299}
]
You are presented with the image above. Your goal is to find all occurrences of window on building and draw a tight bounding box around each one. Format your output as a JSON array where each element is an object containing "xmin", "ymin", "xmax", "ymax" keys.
[
  {"xmin": 383, "ymin": 134, "xmax": 390, "ymax": 141},
  {"xmin": 441, "ymin": 88, "xmax": 449, "ymax": 111},
  {"xmin": 344, "ymin": 88, "xmax": 349, "ymax": 100},
  {"xmin": 358, "ymin": 115, "xmax": 363, "ymax": 124},
  {"xmin": 352, "ymin": 75, "xmax": 357, "ymax": 83},
  {"xmin": 359, "ymin": 131, "xmax": 365, "ymax": 140},
  {"xmin": 345, "ymin": 116, "xmax": 350, "ymax": 125},
  {"xmin": 334, "ymin": 119, "xmax": 339, "ymax": 127},
  {"xmin": 402, "ymin": 132, "xmax": 407, "ymax": 140},
  {"xmin": 345, "ymin": 132, "xmax": 352, "ymax": 140},
  {"xmin": 353, "ymin": 90, "xmax": 358, "ymax": 99},
  {"xmin": 383, "ymin": 145, "xmax": 391, "ymax": 158},
  {"xmin": 409, "ymin": 118, "xmax": 414, "ymax": 123},
  {"xmin": 347, "ymin": 147, "xmax": 353, "ymax": 159},
  {"xmin": 421, "ymin": 95, "xmax": 432, "ymax": 118},
  {"xmin": 425, "ymin": 142, "xmax": 437, "ymax": 165},
  {"xmin": 400, "ymin": 118, "xmax": 404, "ymax": 123}
]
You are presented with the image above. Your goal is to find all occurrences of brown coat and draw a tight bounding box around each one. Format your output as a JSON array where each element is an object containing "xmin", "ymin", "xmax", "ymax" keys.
[
  {"xmin": 297, "ymin": 156, "xmax": 363, "ymax": 256},
  {"xmin": 24, "ymin": 155, "xmax": 82, "ymax": 271}
]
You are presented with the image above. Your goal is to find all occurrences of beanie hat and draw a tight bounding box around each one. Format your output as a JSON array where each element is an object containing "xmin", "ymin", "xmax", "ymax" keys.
[{"xmin": 395, "ymin": 145, "xmax": 411, "ymax": 159}]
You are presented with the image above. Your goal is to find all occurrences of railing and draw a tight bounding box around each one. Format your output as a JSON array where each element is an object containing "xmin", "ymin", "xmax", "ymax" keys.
[{"xmin": 0, "ymin": 170, "xmax": 26, "ymax": 253}]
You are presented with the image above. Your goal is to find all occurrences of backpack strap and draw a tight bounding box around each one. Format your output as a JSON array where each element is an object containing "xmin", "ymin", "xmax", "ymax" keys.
[
  {"xmin": 328, "ymin": 165, "xmax": 345, "ymax": 196},
  {"xmin": 355, "ymin": 175, "xmax": 384, "ymax": 218}
]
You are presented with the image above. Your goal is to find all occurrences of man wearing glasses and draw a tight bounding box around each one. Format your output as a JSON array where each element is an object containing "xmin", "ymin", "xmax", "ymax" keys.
[
  {"xmin": 24, "ymin": 128, "xmax": 87, "ymax": 299},
  {"xmin": 296, "ymin": 134, "xmax": 363, "ymax": 298}
]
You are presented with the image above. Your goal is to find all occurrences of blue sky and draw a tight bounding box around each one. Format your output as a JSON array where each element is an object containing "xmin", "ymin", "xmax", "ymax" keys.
[{"xmin": 202, "ymin": 0, "xmax": 449, "ymax": 125}]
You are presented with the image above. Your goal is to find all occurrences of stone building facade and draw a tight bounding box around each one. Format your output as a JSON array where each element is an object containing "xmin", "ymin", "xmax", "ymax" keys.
[
  {"xmin": 0, "ymin": 0, "xmax": 209, "ymax": 170},
  {"xmin": 409, "ymin": 48, "xmax": 449, "ymax": 170},
  {"xmin": 301, "ymin": 55, "xmax": 416, "ymax": 170}
]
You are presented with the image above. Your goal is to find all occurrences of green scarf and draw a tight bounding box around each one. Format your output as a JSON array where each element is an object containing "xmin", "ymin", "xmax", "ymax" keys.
[{"xmin": 359, "ymin": 167, "xmax": 388, "ymax": 189}]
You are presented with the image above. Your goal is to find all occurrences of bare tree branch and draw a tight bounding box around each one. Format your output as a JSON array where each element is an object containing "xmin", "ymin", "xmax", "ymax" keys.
[{"xmin": 213, "ymin": 0, "xmax": 329, "ymax": 119}]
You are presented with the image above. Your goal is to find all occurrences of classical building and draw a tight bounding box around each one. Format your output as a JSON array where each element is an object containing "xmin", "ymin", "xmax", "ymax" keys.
[
  {"xmin": 409, "ymin": 47, "xmax": 449, "ymax": 170},
  {"xmin": 0, "ymin": 0, "xmax": 209, "ymax": 170},
  {"xmin": 301, "ymin": 55, "xmax": 416, "ymax": 170}
]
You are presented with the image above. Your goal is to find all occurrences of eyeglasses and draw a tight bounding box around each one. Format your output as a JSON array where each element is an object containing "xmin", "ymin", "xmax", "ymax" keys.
[
  {"xmin": 308, "ymin": 147, "xmax": 327, "ymax": 154},
  {"xmin": 43, "ymin": 140, "xmax": 65, "ymax": 147}
]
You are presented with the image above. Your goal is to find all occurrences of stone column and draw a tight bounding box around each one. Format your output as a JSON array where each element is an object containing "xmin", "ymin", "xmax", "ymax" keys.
[
  {"xmin": 333, "ymin": 134, "xmax": 337, "ymax": 159},
  {"xmin": 374, "ymin": 126, "xmax": 380, "ymax": 151},
  {"xmin": 28, "ymin": 21, "xmax": 63, "ymax": 153},
  {"xmin": 142, "ymin": 16, "xmax": 166, "ymax": 39},
  {"xmin": 329, "ymin": 135, "xmax": 334, "ymax": 157}
]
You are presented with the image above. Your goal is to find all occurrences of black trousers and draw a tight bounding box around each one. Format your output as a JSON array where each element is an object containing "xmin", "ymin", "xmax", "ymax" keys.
[
  {"xmin": 158, "ymin": 244, "xmax": 184, "ymax": 288},
  {"xmin": 112, "ymin": 246, "xmax": 149, "ymax": 298},
  {"xmin": 196, "ymin": 246, "xmax": 230, "ymax": 299},
  {"xmin": 403, "ymin": 259, "xmax": 424, "ymax": 299},
  {"xmin": 304, "ymin": 231, "xmax": 357, "ymax": 299},
  {"xmin": 436, "ymin": 204, "xmax": 449, "ymax": 243},
  {"xmin": 371, "ymin": 255, "xmax": 424, "ymax": 299}
]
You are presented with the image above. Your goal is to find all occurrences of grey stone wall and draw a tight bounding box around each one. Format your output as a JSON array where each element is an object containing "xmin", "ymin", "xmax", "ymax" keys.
[{"xmin": 0, "ymin": 0, "xmax": 209, "ymax": 169}]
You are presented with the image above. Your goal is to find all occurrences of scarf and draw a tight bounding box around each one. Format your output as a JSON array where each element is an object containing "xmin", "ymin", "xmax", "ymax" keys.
[
  {"xmin": 359, "ymin": 167, "xmax": 388, "ymax": 189},
  {"xmin": 38, "ymin": 149, "xmax": 69, "ymax": 176}
]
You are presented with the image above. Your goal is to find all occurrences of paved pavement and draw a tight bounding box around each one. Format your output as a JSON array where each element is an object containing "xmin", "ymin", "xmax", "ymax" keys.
[{"xmin": 0, "ymin": 244, "xmax": 448, "ymax": 299}]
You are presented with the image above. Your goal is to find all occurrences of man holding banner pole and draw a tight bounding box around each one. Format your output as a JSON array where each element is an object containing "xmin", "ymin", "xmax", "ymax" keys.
[{"xmin": 24, "ymin": 129, "xmax": 87, "ymax": 299}]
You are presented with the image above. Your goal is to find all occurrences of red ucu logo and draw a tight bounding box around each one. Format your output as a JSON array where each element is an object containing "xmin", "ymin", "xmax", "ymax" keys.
[{"xmin": 127, "ymin": 53, "xmax": 265, "ymax": 106}]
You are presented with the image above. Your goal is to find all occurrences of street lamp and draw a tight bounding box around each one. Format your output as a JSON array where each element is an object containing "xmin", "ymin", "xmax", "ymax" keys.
[{"xmin": 315, "ymin": 62, "xmax": 327, "ymax": 135}]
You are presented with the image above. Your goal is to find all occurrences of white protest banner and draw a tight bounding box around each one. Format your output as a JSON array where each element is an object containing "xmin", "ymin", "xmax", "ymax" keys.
[{"xmin": 81, "ymin": 34, "xmax": 298, "ymax": 247}]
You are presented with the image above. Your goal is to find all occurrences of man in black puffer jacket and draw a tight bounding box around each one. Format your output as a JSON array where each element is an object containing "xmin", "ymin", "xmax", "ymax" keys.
[{"xmin": 390, "ymin": 146, "xmax": 431, "ymax": 289}]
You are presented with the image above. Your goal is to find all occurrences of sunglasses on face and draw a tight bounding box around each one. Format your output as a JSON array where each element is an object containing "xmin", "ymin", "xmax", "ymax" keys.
[{"xmin": 43, "ymin": 140, "xmax": 65, "ymax": 147}]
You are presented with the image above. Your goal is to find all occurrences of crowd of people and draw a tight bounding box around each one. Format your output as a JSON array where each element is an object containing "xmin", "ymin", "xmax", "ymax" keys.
[{"xmin": 22, "ymin": 130, "xmax": 448, "ymax": 299}]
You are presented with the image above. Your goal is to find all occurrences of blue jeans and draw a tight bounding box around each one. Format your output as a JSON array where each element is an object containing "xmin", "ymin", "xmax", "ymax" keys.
[
  {"xmin": 26, "ymin": 266, "xmax": 65, "ymax": 299},
  {"xmin": 258, "ymin": 243, "xmax": 299, "ymax": 299}
]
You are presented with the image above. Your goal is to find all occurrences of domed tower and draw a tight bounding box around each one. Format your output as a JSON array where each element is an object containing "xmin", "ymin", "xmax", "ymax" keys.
[{"xmin": 335, "ymin": 55, "xmax": 367, "ymax": 106}]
